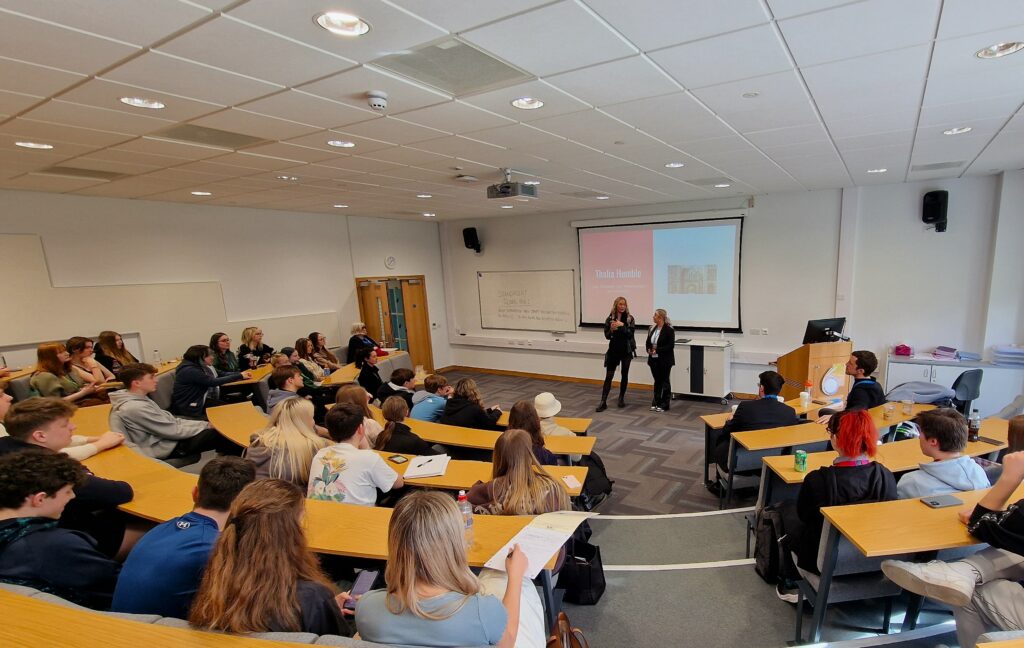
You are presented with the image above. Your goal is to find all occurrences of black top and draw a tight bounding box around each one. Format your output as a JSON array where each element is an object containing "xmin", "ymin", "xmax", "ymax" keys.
[
  {"xmin": 795, "ymin": 462, "xmax": 896, "ymax": 573},
  {"xmin": 376, "ymin": 383, "xmax": 414, "ymax": 409},
  {"xmin": 238, "ymin": 343, "xmax": 274, "ymax": 370},
  {"xmin": 346, "ymin": 335, "xmax": 378, "ymax": 364},
  {"xmin": 716, "ymin": 398, "xmax": 805, "ymax": 469},
  {"xmin": 645, "ymin": 324, "xmax": 676, "ymax": 367},
  {"xmin": 171, "ymin": 360, "xmax": 243, "ymax": 418},
  {"xmin": 358, "ymin": 364, "xmax": 383, "ymax": 399},
  {"xmin": 94, "ymin": 349, "xmax": 138, "ymax": 374},
  {"xmin": 603, "ymin": 313, "xmax": 636, "ymax": 363},
  {"xmin": 266, "ymin": 580, "xmax": 352, "ymax": 637},
  {"xmin": 378, "ymin": 422, "xmax": 441, "ymax": 456},
  {"xmin": 440, "ymin": 397, "xmax": 502, "ymax": 431},
  {"xmin": 846, "ymin": 377, "xmax": 886, "ymax": 411},
  {"xmin": 968, "ymin": 499, "xmax": 1024, "ymax": 556}
]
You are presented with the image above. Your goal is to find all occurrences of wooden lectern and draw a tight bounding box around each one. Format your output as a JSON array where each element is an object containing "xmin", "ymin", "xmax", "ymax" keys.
[{"xmin": 776, "ymin": 341, "xmax": 853, "ymax": 401}]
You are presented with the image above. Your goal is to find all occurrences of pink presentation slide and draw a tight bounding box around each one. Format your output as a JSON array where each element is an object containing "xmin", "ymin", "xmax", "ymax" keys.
[{"xmin": 580, "ymin": 229, "xmax": 653, "ymax": 321}]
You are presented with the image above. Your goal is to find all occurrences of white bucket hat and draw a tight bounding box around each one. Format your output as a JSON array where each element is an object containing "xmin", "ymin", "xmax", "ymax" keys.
[{"xmin": 534, "ymin": 392, "xmax": 562, "ymax": 418}]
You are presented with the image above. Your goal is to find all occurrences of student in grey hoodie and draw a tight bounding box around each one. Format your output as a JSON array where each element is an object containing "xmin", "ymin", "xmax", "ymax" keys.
[
  {"xmin": 266, "ymin": 366, "xmax": 330, "ymax": 439},
  {"xmin": 897, "ymin": 408, "xmax": 990, "ymax": 499},
  {"xmin": 109, "ymin": 363, "xmax": 240, "ymax": 461}
]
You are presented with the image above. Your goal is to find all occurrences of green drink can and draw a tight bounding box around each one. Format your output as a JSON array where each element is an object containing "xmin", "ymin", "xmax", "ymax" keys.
[{"xmin": 794, "ymin": 450, "xmax": 808, "ymax": 473}]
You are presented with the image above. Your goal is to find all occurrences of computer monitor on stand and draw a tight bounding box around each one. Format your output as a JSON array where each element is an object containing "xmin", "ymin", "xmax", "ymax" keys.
[{"xmin": 802, "ymin": 318, "xmax": 847, "ymax": 344}]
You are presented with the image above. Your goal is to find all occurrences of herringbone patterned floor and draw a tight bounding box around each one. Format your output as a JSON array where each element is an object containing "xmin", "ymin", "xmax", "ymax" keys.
[{"xmin": 442, "ymin": 369, "xmax": 742, "ymax": 515}]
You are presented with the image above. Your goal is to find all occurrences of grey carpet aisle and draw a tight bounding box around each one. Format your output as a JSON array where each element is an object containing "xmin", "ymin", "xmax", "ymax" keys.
[{"xmin": 588, "ymin": 510, "xmax": 751, "ymax": 564}]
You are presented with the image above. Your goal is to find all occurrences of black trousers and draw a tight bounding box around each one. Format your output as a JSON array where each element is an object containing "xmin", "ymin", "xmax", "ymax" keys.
[
  {"xmin": 601, "ymin": 356, "xmax": 631, "ymax": 402},
  {"xmin": 649, "ymin": 360, "xmax": 672, "ymax": 409},
  {"xmin": 169, "ymin": 427, "xmax": 243, "ymax": 458}
]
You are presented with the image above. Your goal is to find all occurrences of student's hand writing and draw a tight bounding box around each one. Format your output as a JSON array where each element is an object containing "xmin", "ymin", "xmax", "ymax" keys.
[
  {"xmin": 335, "ymin": 591, "xmax": 358, "ymax": 616},
  {"xmin": 94, "ymin": 431, "xmax": 125, "ymax": 451},
  {"xmin": 505, "ymin": 544, "xmax": 528, "ymax": 580}
]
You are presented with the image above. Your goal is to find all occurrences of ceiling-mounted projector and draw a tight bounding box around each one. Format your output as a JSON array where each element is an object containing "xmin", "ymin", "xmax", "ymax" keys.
[{"xmin": 487, "ymin": 167, "xmax": 539, "ymax": 200}]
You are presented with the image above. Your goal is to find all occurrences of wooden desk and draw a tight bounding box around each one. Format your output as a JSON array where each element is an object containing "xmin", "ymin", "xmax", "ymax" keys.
[
  {"xmin": 405, "ymin": 418, "xmax": 595, "ymax": 457},
  {"xmin": 497, "ymin": 410, "xmax": 592, "ymax": 434},
  {"xmin": 979, "ymin": 640, "xmax": 1024, "ymax": 648},
  {"xmin": 700, "ymin": 398, "xmax": 816, "ymax": 431},
  {"xmin": 224, "ymin": 363, "xmax": 272, "ymax": 387},
  {"xmin": 0, "ymin": 590, "xmax": 315, "ymax": 648},
  {"xmin": 71, "ymin": 403, "xmax": 112, "ymax": 435},
  {"xmin": 207, "ymin": 402, "xmax": 270, "ymax": 445},
  {"xmin": 321, "ymin": 350, "xmax": 413, "ymax": 387}
]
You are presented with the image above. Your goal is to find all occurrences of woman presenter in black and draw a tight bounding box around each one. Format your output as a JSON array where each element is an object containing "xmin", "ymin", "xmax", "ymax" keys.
[
  {"xmin": 645, "ymin": 309, "xmax": 675, "ymax": 412},
  {"xmin": 597, "ymin": 296, "xmax": 636, "ymax": 412}
]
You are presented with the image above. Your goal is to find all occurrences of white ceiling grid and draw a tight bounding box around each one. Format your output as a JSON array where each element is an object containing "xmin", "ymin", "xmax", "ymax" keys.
[{"xmin": 0, "ymin": 0, "xmax": 1020, "ymax": 220}]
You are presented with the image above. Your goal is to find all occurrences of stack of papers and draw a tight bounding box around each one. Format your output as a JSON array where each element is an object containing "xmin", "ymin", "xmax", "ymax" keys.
[
  {"xmin": 484, "ymin": 510, "xmax": 597, "ymax": 578},
  {"xmin": 933, "ymin": 346, "xmax": 958, "ymax": 360},
  {"xmin": 403, "ymin": 454, "xmax": 451, "ymax": 478}
]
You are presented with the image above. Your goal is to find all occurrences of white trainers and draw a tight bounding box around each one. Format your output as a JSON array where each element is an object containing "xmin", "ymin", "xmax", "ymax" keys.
[
  {"xmin": 776, "ymin": 584, "xmax": 799, "ymax": 604},
  {"xmin": 881, "ymin": 559, "xmax": 977, "ymax": 607}
]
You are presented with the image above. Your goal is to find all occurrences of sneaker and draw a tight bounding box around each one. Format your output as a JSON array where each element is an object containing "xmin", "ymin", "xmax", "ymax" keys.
[
  {"xmin": 650, "ymin": 405, "xmax": 658, "ymax": 411},
  {"xmin": 653, "ymin": 407, "xmax": 664, "ymax": 413},
  {"xmin": 881, "ymin": 559, "xmax": 976, "ymax": 607},
  {"xmin": 776, "ymin": 584, "xmax": 799, "ymax": 604}
]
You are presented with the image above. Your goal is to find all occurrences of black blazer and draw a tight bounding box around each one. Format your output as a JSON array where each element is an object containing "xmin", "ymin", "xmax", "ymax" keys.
[
  {"xmin": 603, "ymin": 313, "xmax": 636, "ymax": 364},
  {"xmin": 645, "ymin": 325, "xmax": 675, "ymax": 367},
  {"xmin": 722, "ymin": 398, "xmax": 803, "ymax": 435}
]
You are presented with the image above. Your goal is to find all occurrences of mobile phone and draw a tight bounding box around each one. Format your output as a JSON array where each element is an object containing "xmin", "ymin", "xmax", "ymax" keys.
[
  {"xmin": 344, "ymin": 569, "xmax": 379, "ymax": 610},
  {"xmin": 921, "ymin": 494, "xmax": 963, "ymax": 509},
  {"xmin": 388, "ymin": 455, "xmax": 409, "ymax": 464},
  {"xmin": 977, "ymin": 436, "xmax": 1003, "ymax": 446}
]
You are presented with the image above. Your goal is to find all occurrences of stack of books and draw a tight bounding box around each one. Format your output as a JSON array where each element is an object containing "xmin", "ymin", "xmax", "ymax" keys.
[{"xmin": 932, "ymin": 346, "xmax": 958, "ymax": 360}]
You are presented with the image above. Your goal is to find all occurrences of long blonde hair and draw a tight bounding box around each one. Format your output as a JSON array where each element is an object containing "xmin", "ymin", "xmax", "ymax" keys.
[
  {"xmin": 491, "ymin": 429, "xmax": 570, "ymax": 515},
  {"xmin": 190, "ymin": 480, "xmax": 334, "ymax": 633},
  {"xmin": 452, "ymin": 377, "xmax": 484, "ymax": 408},
  {"xmin": 375, "ymin": 395, "xmax": 410, "ymax": 451},
  {"xmin": 97, "ymin": 331, "xmax": 135, "ymax": 366},
  {"xmin": 608, "ymin": 296, "xmax": 630, "ymax": 319},
  {"xmin": 384, "ymin": 490, "xmax": 481, "ymax": 620},
  {"xmin": 250, "ymin": 398, "xmax": 328, "ymax": 485},
  {"xmin": 240, "ymin": 327, "xmax": 261, "ymax": 349}
]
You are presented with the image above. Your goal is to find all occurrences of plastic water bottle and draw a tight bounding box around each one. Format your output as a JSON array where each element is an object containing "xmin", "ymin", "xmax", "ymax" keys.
[
  {"xmin": 968, "ymin": 409, "xmax": 981, "ymax": 442},
  {"xmin": 153, "ymin": 349, "xmax": 162, "ymax": 365},
  {"xmin": 457, "ymin": 490, "xmax": 474, "ymax": 548}
]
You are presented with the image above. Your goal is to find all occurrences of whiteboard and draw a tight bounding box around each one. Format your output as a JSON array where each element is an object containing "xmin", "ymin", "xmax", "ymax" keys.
[{"xmin": 478, "ymin": 270, "xmax": 576, "ymax": 332}]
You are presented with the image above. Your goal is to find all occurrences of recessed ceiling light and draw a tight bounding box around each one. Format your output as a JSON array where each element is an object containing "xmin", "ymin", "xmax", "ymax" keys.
[
  {"xmin": 500, "ymin": 205, "xmax": 514, "ymax": 209},
  {"xmin": 277, "ymin": 175, "xmax": 299, "ymax": 181},
  {"xmin": 120, "ymin": 96, "xmax": 165, "ymax": 110},
  {"xmin": 190, "ymin": 191, "xmax": 212, "ymax": 196},
  {"xmin": 422, "ymin": 212, "xmax": 436, "ymax": 217},
  {"xmin": 713, "ymin": 183, "xmax": 732, "ymax": 188},
  {"xmin": 315, "ymin": 12, "xmax": 370, "ymax": 37},
  {"xmin": 523, "ymin": 180, "xmax": 540, "ymax": 186},
  {"xmin": 595, "ymin": 196, "xmax": 610, "ymax": 200},
  {"xmin": 416, "ymin": 193, "xmax": 432, "ymax": 198},
  {"xmin": 511, "ymin": 97, "xmax": 544, "ymax": 110},
  {"xmin": 333, "ymin": 204, "xmax": 348, "ymax": 208},
  {"xmin": 975, "ymin": 42, "xmax": 1024, "ymax": 59},
  {"xmin": 664, "ymin": 162, "xmax": 686, "ymax": 168},
  {"xmin": 866, "ymin": 168, "xmax": 887, "ymax": 174},
  {"xmin": 327, "ymin": 139, "xmax": 356, "ymax": 148},
  {"xmin": 741, "ymin": 91, "xmax": 760, "ymax": 99},
  {"xmin": 943, "ymin": 126, "xmax": 972, "ymax": 135},
  {"xmin": 14, "ymin": 141, "xmax": 54, "ymax": 149}
]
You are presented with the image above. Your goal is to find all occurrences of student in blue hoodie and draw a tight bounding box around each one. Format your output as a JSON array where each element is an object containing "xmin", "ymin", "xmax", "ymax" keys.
[
  {"xmin": 409, "ymin": 374, "xmax": 452, "ymax": 422},
  {"xmin": 897, "ymin": 408, "xmax": 991, "ymax": 499}
]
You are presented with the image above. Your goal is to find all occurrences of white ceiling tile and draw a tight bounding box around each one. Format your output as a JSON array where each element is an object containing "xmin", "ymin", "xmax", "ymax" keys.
[
  {"xmin": 919, "ymin": 95, "xmax": 1022, "ymax": 127},
  {"xmin": 387, "ymin": 0, "xmax": 551, "ymax": 33},
  {"xmin": 910, "ymin": 137, "xmax": 986, "ymax": 165},
  {"xmin": 764, "ymin": 0, "xmax": 857, "ymax": 20},
  {"xmin": 690, "ymin": 69, "xmax": 805, "ymax": 115},
  {"xmin": 461, "ymin": 79, "xmax": 590, "ymax": 122},
  {"xmin": 825, "ymin": 110, "xmax": 920, "ymax": 139},
  {"xmin": 0, "ymin": 134, "xmax": 95, "ymax": 161},
  {"xmin": 57, "ymin": 79, "xmax": 224, "ymax": 122},
  {"xmin": 227, "ymin": 0, "xmax": 446, "ymax": 65},
  {"xmin": 936, "ymin": 0, "xmax": 1024, "ymax": 40},
  {"xmin": 966, "ymin": 133, "xmax": 1024, "ymax": 174},
  {"xmin": 0, "ymin": 118, "xmax": 134, "ymax": 148},
  {"xmin": 75, "ymin": 177, "xmax": 190, "ymax": 198},
  {"xmin": 776, "ymin": 152, "xmax": 851, "ymax": 184},
  {"xmin": 188, "ymin": 108, "xmax": 321, "ymax": 140},
  {"xmin": 840, "ymin": 146, "xmax": 911, "ymax": 181},
  {"xmin": 526, "ymin": 109, "xmax": 639, "ymax": 150},
  {"xmin": 285, "ymin": 130, "xmax": 394, "ymax": 155},
  {"xmin": 584, "ymin": 0, "xmax": 768, "ymax": 51},
  {"xmin": 394, "ymin": 101, "xmax": 515, "ymax": 134},
  {"xmin": 0, "ymin": 90, "xmax": 41, "ymax": 116},
  {"xmin": 78, "ymin": 147, "xmax": 189, "ymax": 169},
  {"xmin": 687, "ymin": 144, "xmax": 769, "ymax": 167},
  {"xmin": 650, "ymin": 24, "xmax": 792, "ymax": 90},
  {"xmin": 298, "ymin": 66, "xmax": 450, "ymax": 113},
  {"xmin": 778, "ymin": 0, "xmax": 941, "ymax": 67},
  {"xmin": 0, "ymin": 11, "xmax": 139, "ymax": 74},
  {"xmin": 158, "ymin": 17, "xmax": 354, "ymax": 87},
  {"xmin": 4, "ymin": 172, "xmax": 108, "ymax": 191},
  {"xmin": 213, "ymin": 152, "xmax": 306, "ymax": 171},
  {"xmin": 546, "ymin": 55, "xmax": 678, "ymax": 106},
  {"xmin": 103, "ymin": 52, "xmax": 282, "ymax": 106},
  {"xmin": 20, "ymin": 100, "xmax": 175, "ymax": 135},
  {"xmin": 602, "ymin": 92, "xmax": 735, "ymax": 143},
  {"xmin": 761, "ymin": 139, "xmax": 837, "ymax": 160},
  {"xmin": 915, "ymin": 116, "xmax": 1007, "ymax": 142},
  {"xmin": 116, "ymin": 136, "xmax": 231, "ymax": 160},
  {"xmin": 58, "ymin": 155, "xmax": 162, "ymax": 176},
  {"xmin": 363, "ymin": 146, "xmax": 454, "ymax": 166},
  {"xmin": 317, "ymin": 156, "xmax": 406, "ymax": 175},
  {"xmin": 337, "ymin": 117, "xmax": 448, "ymax": 145},
  {"xmin": 461, "ymin": 1, "xmax": 637, "ymax": 76},
  {"xmin": 239, "ymin": 90, "xmax": 378, "ymax": 129},
  {"xmin": 924, "ymin": 64, "xmax": 1024, "ymax": 106},
  {"xmin": 745, "ymin": 123, "xmax": 830, "ymax": 148},
  {"xmin": 460, "ymin": 124, "xmax": 565, "ymax": 150},
  {"xmin": 239, "ymin": 142, "xmax": 338, "ymax": 164},
  {"xmin": 930, "ymin": 26, "xmax": 1024, "ymax": 80},
  {"xmin": 834, "ymin": 129, "xmax": 915, "ymax": 153},
  {"xmin": 0, "ymin": 56, "xmax": 86, "ymax": 97},
  {"xmin": 725, "ymin": 160, "xmax": 803, "ymax": 191},
  {"xmin": 0, "ymin": 0, "xmax": 210, "ymax": 46}
]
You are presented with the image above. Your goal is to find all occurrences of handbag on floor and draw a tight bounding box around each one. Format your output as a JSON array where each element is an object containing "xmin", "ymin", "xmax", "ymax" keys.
[
  {"xmin": 546, "ymin": 611, "xmax": 589, "ymax": 648},
  {"xmin": 556, "ymin": 537, "xmax": 605, "ymax": 605}
]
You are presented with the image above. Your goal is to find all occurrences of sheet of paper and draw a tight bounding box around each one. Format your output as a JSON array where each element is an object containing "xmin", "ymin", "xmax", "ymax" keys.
[
  {"xmin": 484, "ymin": 511, "xmax": 598, "ymax": 578},
  {"xmin": 404, "ymin": 454, "xmax": 450, "ymax": 478},
  {"xmin": 561, "ymin": 475, "xmax": 582, "ymax": 490}
]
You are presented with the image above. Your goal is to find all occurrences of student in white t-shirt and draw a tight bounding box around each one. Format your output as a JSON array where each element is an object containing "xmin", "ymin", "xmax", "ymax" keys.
[{"xmin": 307, "ymin": 402, "xmax": 403, "ymax": 507}]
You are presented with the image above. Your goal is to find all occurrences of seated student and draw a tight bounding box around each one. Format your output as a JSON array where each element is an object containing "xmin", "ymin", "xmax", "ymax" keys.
[
  {"xmin": 533, "ymin": 393, "xmax": 583, "ymax": 463},
  {"xmin": 896, "ymin": 408, "xmax": 990, "ymax": 499},
  {"xmin": 308, "ymin": 403, "xmax": 403, "ymax": 506},
  {"xmin": 171, "ymin": 345, "xmax": 249, "ymax": 420},
  {"xmin": 506, "ymin": 400, "xmax": 557, "ymax": 466},
  {"xmin": 883, "ymin": 450, "xmax": 1024, "ymax": 648},
  {"xmin": 94, "ymin": 330, "xmax": 138, "ymax": 374},
  {"xmin": 355, "ymin": 347, "xmax": 383, "ymax": 399},
  {"xmin": 30, "ymin": 342, "xmax": 103, "ymax": 405},
  {"xmin": 309, "ymin": 331, "xmax": 342, "ymax": 372},
  {"xmin": 66, "ymin": 336, "xmax": 116, "ymax": 387},
  {"xmin": 410, "ymin": 374, "xmax": 452, "ymax": 422},
  {"xmin": 295, "ymin": 337, "xmax": 327, "ymax": 383},
  {"xmin": 246, "ymin": 398, "xmax": 330, "ymax": 487},
  {"xmin": 110, "ymin": 457, "xmax": 256, "ymax": 618},
  {"xmin": 269, "ymin": 352, "xmax": 289, "ymax": 368},
  {"xmin": 0, "ymin": 385, "xmax": 11, "ymax": 436},
  {"xmin": 110, "ymin": 363, "xmax": 241, "ymax": 460},
  {"xmin": 441, "ymin": 378, "xmax": 502, "ymax": 431},
  {"xmin": 190, "ymin": 479, "xmax": 353, "ymax": 637},
  {"xmin": 334, "ymin": 384, "xmax": 384, "ymax": 446},
  {"xmin": 268, "ymin": 365, "xmax": 303, "ymax": 412},
  {"xmin": 237, "ymin": 326, "xmax": 273, "ymax": 371},
  {"xmin": 375, "ymin": 396, "xmax": 442, "ymax": 456},
  {"xmin": 0, "ymin": 452, "xmax": 120, "ymax": 609},
  {"xmin": 816, "ymin": 351, "xmax": 886, "ymax": 424},
  {"xmin": 0, "ymin": 398, "xmax": 134, "ymax": 558},
  {"xmin": 345, "ymin": 321, "xmax": 378, "ymax": 364},
  {"xmin": 357, "ymin": 490, "xmax": 527, "ymax": 648},
  {"xmin": 2, "ymin": 382, "xmax": 124, "ymax": 461},
  {"xmin": 376, "ymin": 368, "xmax": 416, "ymax": 408},
  {"xmin": 209, "ymin": 332, "xmax": 240, "ymax": 374},
  {"xmin": 715, "ymin": 370, "xmax": 803, "ymax": 474}
]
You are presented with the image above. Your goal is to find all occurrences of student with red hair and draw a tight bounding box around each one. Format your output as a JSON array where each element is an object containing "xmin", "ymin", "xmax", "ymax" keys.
[{"xmin": 793, "ymin": 410, "xmax": 896, "ymax": 575}]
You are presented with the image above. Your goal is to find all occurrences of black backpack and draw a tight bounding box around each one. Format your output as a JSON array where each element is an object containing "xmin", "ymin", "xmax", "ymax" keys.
[
  {"xmin": 576, "ymin": 451, "xmax": 613, "ymax": 511},
  {"xmin": 753, "ymin": 502, "xmax": 800, "ymax": 584}
]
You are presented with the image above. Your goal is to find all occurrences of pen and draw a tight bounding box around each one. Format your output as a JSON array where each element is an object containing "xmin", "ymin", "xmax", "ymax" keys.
[{"xmin": 420, "ymin": 457, "xmax": 434, "ymax": 465}]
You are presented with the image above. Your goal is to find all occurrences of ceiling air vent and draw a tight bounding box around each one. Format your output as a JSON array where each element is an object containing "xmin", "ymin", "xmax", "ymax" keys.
[
  {"xmin": 38, "ymin": 166, "xmax": 126, "ymax": 181},
  {"xmin": 911, "ymin": 161, "xmax": 965, "ymax": 172},
  {"xmin": 371, "ymin": 38, "xmax": 530, "ymax": 96},
  {"xmin": 151, "ymin": 124, "xmax": 269, "ymax": 150}
]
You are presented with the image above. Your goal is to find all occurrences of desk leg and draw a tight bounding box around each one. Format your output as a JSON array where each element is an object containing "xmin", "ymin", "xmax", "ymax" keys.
[
  {"xmin": 904, "ymin": 593, "xmax": 923, "ymax": 630},
  {"xmin": 540, "ymin": 569, "xmax": 558, "ymax": 634},
  {"xmin": 704, "ymin": 423, "xmax": 712, "ymax": 486},
  {"xmin": 807, "ymin": 525, "xmax": 841, "ymax": 643}
]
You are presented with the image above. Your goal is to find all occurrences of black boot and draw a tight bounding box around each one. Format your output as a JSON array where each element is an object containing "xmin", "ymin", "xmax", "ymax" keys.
[
  {"xmin": 617, "ymin": 396, "xmax": 626, "ymax": 408},
  {"xmin": 596, "ymin": 401, "xmax": 607, "ymax": 412}
]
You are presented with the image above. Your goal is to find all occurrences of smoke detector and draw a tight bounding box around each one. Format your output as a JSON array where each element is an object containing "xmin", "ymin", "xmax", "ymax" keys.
[{"xmin": 367, "ymin": 90, "xmax": 388, "ymax": 112}]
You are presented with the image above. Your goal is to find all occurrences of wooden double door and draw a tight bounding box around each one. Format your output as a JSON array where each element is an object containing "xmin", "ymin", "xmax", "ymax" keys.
[{"xmin": 355, "ymin": 276, "xmax": 434, "ymax": 372}]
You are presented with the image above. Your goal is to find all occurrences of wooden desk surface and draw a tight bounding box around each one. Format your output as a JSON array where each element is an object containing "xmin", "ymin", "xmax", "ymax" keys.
[
  {"xmin": 71, "ymin": 403, "xmax": 112, "ymax": 435},
  {"xmin": 764, "ymin": 418, "xmax": 1010, "ymax": 485},
  {"xmin": 822, "ymin": 481, "xmax": 1024, "ymax": 558},
  {"xmin": 223, "ymin": 363, "xmax": 273, "ymax": 387},
  {"xmin": 405, "ymin": 418, "xmax": 595, "ymax": 456},
  {"xmin": 700, "ymin": 398, "xmax": 815, "ymax": 430},
  {"xmin": 497, "ymin": 410, "xmax": 592, "ymax": 434},
  {"xmin": 978, "ymin": 640, "xmax": 1024, "ymax": 648},
  {"xmin": 1, "ymin": 360, "xmax": 178, "ymax": 388},
  {"xmin": 82, "ymin": 444, "xmax": 553, "ymax": 567},
  {"xmin": 321, "ymin": 350, "xmax": 412, "ymax": 387},
  {"xmin": 0, "ymin": 590, "xmax": 315, "ymax": 648}
]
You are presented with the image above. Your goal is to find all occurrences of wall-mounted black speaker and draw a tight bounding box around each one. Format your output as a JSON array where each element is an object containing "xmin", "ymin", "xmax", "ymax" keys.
[
  {"xmin": 922, "ymin": 190, "xmax": 948, "ymax": 232},
  {"xmin": 463, "ymin": 227, "xmax": 481, "ymax": 253}
]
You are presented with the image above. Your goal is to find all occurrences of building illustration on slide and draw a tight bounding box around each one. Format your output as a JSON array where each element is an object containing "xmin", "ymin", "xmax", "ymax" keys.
[{"xmin": 667, "ymin": 264, "xmax": 718, "ymax": 295}]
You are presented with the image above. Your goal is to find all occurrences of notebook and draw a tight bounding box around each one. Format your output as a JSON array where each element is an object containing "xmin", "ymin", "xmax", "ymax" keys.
[{"xmin": 404, "ymin": 454, "xmax": 451, "ymax": 478}]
